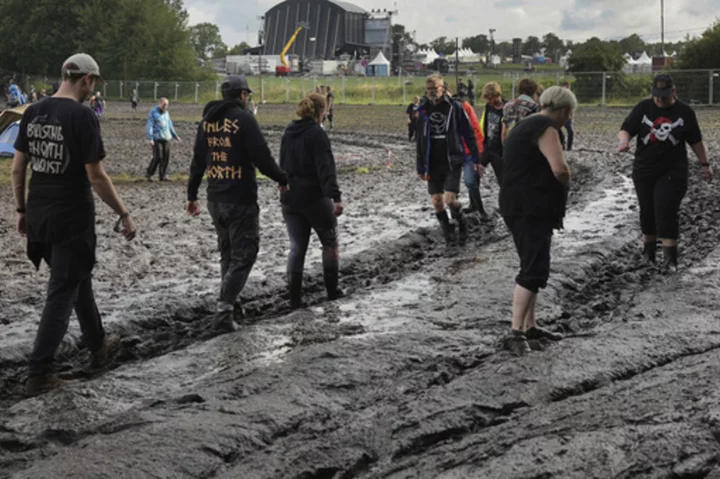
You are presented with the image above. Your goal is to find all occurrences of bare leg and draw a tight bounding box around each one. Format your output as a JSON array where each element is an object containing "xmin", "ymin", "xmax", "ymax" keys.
[
  {"xmin": 511, "ymin": 285, "xmax": 535, "ymax": 331},
  {"xmin": 523, "ymin": 293, "xmax": 538, "ymax": 331}
]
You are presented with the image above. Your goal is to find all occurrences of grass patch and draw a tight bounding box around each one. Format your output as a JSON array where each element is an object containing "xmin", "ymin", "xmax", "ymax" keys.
[{"xmin": 0, "ymin": 158, "xmax": 11, "ymax": 183}]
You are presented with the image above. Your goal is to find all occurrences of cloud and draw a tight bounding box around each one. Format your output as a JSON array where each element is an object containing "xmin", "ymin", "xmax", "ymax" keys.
[{"xmin": 183, "ymin": 0, "xmax": 718, "ymax": 48}]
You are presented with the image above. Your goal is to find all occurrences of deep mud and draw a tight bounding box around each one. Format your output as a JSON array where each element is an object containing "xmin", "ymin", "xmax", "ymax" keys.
[{"xmin": 2, "ymin": 106, "xmax": 720, "ymax": 478}]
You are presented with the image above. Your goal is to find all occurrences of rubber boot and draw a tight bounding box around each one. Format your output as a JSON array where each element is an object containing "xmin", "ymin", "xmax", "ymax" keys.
[
  {"xmin": 288, "ymin": 273, "xmax": 306, "ymax": 309},
  {"xmin": 324, "ymin": 267, "xmax": 344, "ymax": 301},
  {"xmin": 451, "ymin": 207, "xmax": 468, "ymax": 243},
  {"xmin": 435, "ymin": 211, "xmax": 456, "ymax": 245},
  {"xmin": 662, "ymin": 245, "xmax": 678, "ymax": 272},
  {"xmin": 642, "ymin": 241, "xmax": 657, "ymax": 264}
]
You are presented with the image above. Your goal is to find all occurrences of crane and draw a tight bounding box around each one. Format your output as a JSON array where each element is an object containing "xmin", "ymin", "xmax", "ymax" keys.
[{"xmin": 276, "ymin": 22, "xmax": 309, "ymax": 77}]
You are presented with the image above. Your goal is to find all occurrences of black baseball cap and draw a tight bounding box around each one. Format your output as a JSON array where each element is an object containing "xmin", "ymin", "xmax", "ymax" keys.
[
  {"xmin": 652, "ymin": 74, "xmax": 674, "ymax": 97},
  {"xmin": 222, "ymin": 75, "xmax": 253, "ymax": 93}
]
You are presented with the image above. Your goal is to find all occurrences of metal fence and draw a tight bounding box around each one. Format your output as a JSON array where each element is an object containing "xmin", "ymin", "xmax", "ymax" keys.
[{"xmin": 25, "ymin": 69, "xmax": 720, "ymax": 106}]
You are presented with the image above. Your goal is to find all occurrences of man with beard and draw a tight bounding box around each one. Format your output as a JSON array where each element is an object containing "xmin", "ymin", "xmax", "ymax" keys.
[
  {"xmin": 11, "ymin": 53, "xmax": 136, "ymax": 395},
  {"xmin": 416, "ymin": 74, "xmax": 481, "ymax": 245},
  {"xmin": 187, "ymin": 75, "xmax": 288, "ymax": 332}
]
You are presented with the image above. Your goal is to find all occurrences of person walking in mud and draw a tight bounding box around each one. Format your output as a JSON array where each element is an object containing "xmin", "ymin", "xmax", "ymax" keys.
[
  {"xmin": 130, "ymin": 89, "xmax": 139, "ymax": 114},
  {"xmin": 406, "ymin": 95, "xmax": 420, "ymax": 142},
  {"xmin": 449, "ymin": 83, "xmax": 489, "ymax": 220},
  {"xmin": 145, "ymin": 97, "xmax": 181, "ymax": 182},
  {"xmin": 560, "ymin": 81, "xmax": 574, "ymax": 151},
  {"xmin": 10, "ymin": 53, "xmax": 137, "ymax": 395},
  {"xmin": 324, "ymin": 86, "xmax": 335, "ymax": 131},
  {"xmin": 501, "ymin": 78, "xmax": 539, "ymax": 144},
  {"xmin": 92, "ymin": 91, "xmax": 105, "ymax": 118},
  {"xmin": 479, "ymin": 81, "xmax": 506, "ymax": 186},
  {"xmin": 618, "ymin": 74, "xmax": 712, "ymax": 271},
  {"xmin": 280, "ymin": 93, "xmax": 344, "ymax": 309},
  {"xmin": 467, "ymin": 79, "xmax": 476, "ymax": 106},
  {"xmin": 416, "ymin": 74, "xmax": 481, "ymax": 245},
  {"xmin": 500, "ymin": 86, "xmax": 575, "ymax": 354},
  {"xmin": 186, "ymin": 75, "xmax": 288, "ymax": 332}
]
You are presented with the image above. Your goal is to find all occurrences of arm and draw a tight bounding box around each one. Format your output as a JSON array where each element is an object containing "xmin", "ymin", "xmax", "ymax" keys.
[
  {"xmin": 146, "ymin": 111, "xmax": 154, "ymax": 142},
  {"xmin": 243, "ymin": 116, "xmax": 287, "ymax": 185},
  {"xmin": 169, "ymin": 116, "xmax": 180, "ymax": 140},
  {"xmin": 618, "ymin": 102, "xmax": 644, "ymax": 151},
  {"xmin": 312, "ymin": 130, "xmax": 341, "ymax": 203},
  {"xmin": 416, "ymin": 115, "xmax": 426, "ymax": 177},
  {"xmin": 501, "ymin": 122, "xmax": 508, "ymax": 145},
  {"xmin": 538, "ymin": 127, "xmax": 570, "ymax": 187},
  {"xmin": 187, "ymin": 122, "xmax": 208, "ymax": 202},
  {"xmin": 11, "ymin": 150, "xmax": 28, "ymax": 210},
  {"xmin": 86, "ymin": 162, "xmax": 136, "ymax": 240}
]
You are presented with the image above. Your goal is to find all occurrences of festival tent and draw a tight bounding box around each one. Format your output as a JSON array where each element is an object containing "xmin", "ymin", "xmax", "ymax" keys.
[
  {"xmin": 0, "ymin": 121, "xmax": 19, "ymax": 157},
  {"xmin": 368, "ymin": 51, "xmax": 391, "ymax": 76}
]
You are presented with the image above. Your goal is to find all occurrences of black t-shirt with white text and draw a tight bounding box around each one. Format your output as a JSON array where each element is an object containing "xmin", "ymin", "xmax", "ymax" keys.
[
  {"xmin": 621, "ymin": 99, "xmax": 702, "ymax": 178},
  {"xmin": 426, "ymin": 100, "xmax": 451, "ymax": 174},
  {"xmin": 14, "ymin": 98, "xmax": 106, "ymax": 246}
]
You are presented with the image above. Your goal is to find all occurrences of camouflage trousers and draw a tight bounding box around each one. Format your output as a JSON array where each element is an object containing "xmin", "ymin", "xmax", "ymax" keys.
[{"xmin": 207, "ymin": 201, "xmax": 260, "ymax": 310}]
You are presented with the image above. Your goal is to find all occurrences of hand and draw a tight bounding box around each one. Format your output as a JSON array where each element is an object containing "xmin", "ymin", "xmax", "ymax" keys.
[
  {"xmin": 186, "ymin": 200, "xmax": 201, "ymax": 216},
  {"xmin": 120, "ymin": 215, "xmax": 137, "ymax": 241},
  {"xmin": 176, "ymin": 137, "xmax": 182, "ymax": 143},
  {"xmin": 332, "ymin": 202, "xmax": 344, "ymax": 217},
  {"xmin": 617, "ymin": 140, "xmax": 630, "ymax": 153},
  {"xmin": 278, "ymin": 183, "xmax": 290, "ymax": 193},
  {"xmin": 148, "ymin": 140, "xmax": 154, "ymax": 147},
  {"xmin": 17, "ymin": 213, "xmax": 26, "ymax": 236},
  {"xmin": 418, "ymin": 174, "xmax": 429, "ymax": 181},
  {"xmin": 474, "ymin": 163, "xmax": 486, "ymax": 177},
  {"xmin": 702, "ymin": 164, "xmax": 713, "ymax": 183}
]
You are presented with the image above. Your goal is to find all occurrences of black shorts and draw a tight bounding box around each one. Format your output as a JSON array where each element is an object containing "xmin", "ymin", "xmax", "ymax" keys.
[
  {"xmin": 428, "ymin": 165, "xmax": 462, "ymax": 195},
  {"xmin": 504, "ymin": 215, "xmax": 556, "ymax": 293}
]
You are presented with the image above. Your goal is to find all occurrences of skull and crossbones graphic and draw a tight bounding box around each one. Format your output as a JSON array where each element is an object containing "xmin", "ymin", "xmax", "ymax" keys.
[{"xmin": 642, "ymin": 115, "xmax": 684, "ymax": 146}]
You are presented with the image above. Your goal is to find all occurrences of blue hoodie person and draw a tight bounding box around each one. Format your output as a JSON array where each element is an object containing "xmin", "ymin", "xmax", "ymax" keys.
[
  {"xmin": 145, "ymin": 98, "xmax": 181, "ymax": 181},
  {"xmin": 8, "ymin": 84, "xmax": 26, "ymax": 107}
]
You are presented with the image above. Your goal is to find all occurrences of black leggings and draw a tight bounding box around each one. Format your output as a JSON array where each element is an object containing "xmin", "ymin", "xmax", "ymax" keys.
[
  {"xmin": 633, "ymin": 169, "xmax": 688, "ymax": 239},
  {"xmin": 282, "ymin": 198, "xmax": 339, "ymax": 275},
  {"xmin": 146, "ymin": 140, "xmax": 170, "ymax": 179}
]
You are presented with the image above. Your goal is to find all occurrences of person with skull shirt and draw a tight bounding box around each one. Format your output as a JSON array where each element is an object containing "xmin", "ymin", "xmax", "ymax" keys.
[{"xmin": 619, "ymin": 74, "xmax": 712, "ymax": 270}]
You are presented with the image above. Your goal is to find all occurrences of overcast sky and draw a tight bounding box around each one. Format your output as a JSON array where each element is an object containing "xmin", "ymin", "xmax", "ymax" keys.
[{"xmin": 184, "ymin": 0, "xmax": 716, "ymax": 48}]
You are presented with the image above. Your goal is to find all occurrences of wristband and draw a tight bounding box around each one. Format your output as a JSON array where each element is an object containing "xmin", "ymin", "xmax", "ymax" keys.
[
  {"xmin": 114, "ymin": 211, "xmax": 130, "ymax": 233},
  {"xmin": 700, "ymin": 162, "xmax": 710, "ymax": 167},
  {"xmin": 16, "ymin": 207, "xmax": 26, "ymax": 213}
]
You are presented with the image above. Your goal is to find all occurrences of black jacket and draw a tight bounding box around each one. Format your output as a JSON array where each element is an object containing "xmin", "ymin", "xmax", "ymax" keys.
[
  {"xmin": 279, "ymin": 118, "xmax": 341, "ymax": 205},
  {"xmin": 415, "ymin": 94, "xmax": 480, "ymax": 175},
  {"xmin": 187, "ymin": 99, "xmax": 287, "ymax": 204}
]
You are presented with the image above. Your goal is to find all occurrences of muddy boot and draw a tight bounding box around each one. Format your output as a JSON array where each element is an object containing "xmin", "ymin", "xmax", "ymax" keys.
[
  {"xmin": 642, "ymin": 241, "xmax": 657, "ymax": 264},
  {"xmin": 324, "ymin": 268, "xmax": 345, "ymax": 301},
  {"xmin": 451, "ymin": 207, "xmax": 468, "ymax": 243},
  {"xmin": 289, "ymin": 273, "xmax": 307, "ymax": 309},
  {"xmin": 526, "ymin": 326, "xmax": 563, "ymax": 341},
  {"xmin": 503, "ymin": 330, "xmax": 531, "ymax": 355},
  {"xmin": 25, "ymin": 374, "xmax": 70, "ymax": 397},
  {"xmin": 462, "ymin": 197, "xmax": 478, "ymax": 214},
  {"xmin": 233, "ymin": 301, "xmax": 246, "ymax": 319},
  {"xmin": 436, "ymin": 211, "xmax": 456, "ymax": 245},
  {"xmin": 90, "ymin": 333, "xmax": 122, "ymax": 370},
  {"xmin": 212, "ymin": 309, "xmax": 238, "ymax": 333},
  {"xmin": 661, "ymin": 245, "xmax": 679, "ymax": 273}
]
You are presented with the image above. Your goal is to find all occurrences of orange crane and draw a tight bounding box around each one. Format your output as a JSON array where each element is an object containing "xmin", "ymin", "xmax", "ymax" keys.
[{"xmin": 276, "ymin": 23, "xmax": 308, "ymax": 77}]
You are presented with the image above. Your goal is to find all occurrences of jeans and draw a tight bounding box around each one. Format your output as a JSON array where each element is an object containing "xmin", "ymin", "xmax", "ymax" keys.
[
  {"xmin": 29, "ymin": 243, "xmax": 105, "ymax": 376},
  {"xmin": 564, "ymin": 119, "xmax": 574, "ymax": 151},
  {"xmin": 146, "ymin": 139, "xmax": 171, "ymax": 179},
  {"xmin": 463, "ymin": 161, "xmax": 483, "ymax": 211},
  {"xmin": 207, "ymin": 201, "xmax": 260, "ymax": 310}
]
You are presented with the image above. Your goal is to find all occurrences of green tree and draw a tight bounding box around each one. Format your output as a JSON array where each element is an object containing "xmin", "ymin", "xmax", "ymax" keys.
[
  {"xmin": 189, "ymin": 22, "xmax": 227, "ymax": 60},
  {"xmin": 228, "ymin": 42, "xmax": 252, "ymax": 55},
  {"xmin": 495, "ymin": 41, "xmax": 512, "ymax": 58},
  {"xmin": 568, "ymin": 38, "xmax": 625, "ymax": 72},
  {"xmin": 678, "ymin": 22, "xmax": 720, "ymax": 69},
  {"xmin": 430, "ymin": 36, "xmax": 455, "ymax": 55},
  {"xmin": 462, "ymin": 34, "xmax": 489, "ymax": 53},
  {"xmin": 522, "ymin": 36, "xmax": 541, "ymax": 56},
  {"xmin": 618, "ymin": 33, "xmax": 647, "ymax": 55},
  {"xmin": 542, "ymin": 33, "xmax": 565, "ymax": 60}
]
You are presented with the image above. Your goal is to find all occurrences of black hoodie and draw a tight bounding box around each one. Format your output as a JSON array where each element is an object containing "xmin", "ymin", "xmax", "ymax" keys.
[
  {"xmin": 279, "ymin": 118, "xmax": 341, "ymax": 206},
  {"xmin": 187, "ymin": 99, "xmax": 287, "ymax": 204}
]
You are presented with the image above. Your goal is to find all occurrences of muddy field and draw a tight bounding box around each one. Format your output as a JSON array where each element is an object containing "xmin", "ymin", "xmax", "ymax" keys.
[{"xmin": 3, "ymin": 104, "xmax": 720, "ymax": 478}]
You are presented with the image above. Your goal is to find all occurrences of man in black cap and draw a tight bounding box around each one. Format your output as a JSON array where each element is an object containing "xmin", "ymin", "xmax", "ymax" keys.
[
  {"xmin": 618, "ymin": 73, "xmax": 712, "ymax": 271},
  {"xmin": 11, "ymin": 53, "xmax": 137, "ymax": 395},
  {"xmin": 186, "ymin": 75, "xmax": 288, "ymax": 332}
]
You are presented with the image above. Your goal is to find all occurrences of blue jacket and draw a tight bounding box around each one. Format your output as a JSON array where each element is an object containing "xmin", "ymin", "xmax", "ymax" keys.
[
  {"xmin": 415, "ymin": 94, "xmax": 480, "ymax": 176},
  {"xmin": 146, "ymin": 106, "xmax": 178, "ymax": 141},
  {"xmin": 8, "ymin": 85, "xmax": 25, "ymax": 105}
]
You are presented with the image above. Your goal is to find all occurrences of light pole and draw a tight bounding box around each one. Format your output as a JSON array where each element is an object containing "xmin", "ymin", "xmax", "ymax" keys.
[{"xmin": 660, "ymin": 0, "xmax": 665, "ymax": 57}]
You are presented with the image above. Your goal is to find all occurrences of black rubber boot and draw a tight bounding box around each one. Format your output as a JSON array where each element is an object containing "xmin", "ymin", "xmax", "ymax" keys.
[
  {"xmin": 662, "ymin": 245, "xmax": 678, "ymax": 272},
  {"xmin": 436, "ymin": 211, "xmax": 456, "ymax": 244},
  {"xmin": 451, "ymin": 207, "xmax": 468, "ymax": 243},
  {"xmin": 642, "ymin": 241, "xmax": 657, "ymax": 263},
  {"xmin": 324, "ymin": 268, "xmax": 344, "ymax": 301},
  {"xmin": 289, "ymin": 273, "xmax": 306, "ymax": 309}
]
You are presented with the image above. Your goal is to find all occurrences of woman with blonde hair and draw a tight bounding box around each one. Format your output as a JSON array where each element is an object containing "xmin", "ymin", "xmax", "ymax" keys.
[
  {"xmin": 500, "ymin": 85, "xmax": 577, "ymax": 354},
  {"xmin": 280, "ymin": 93, "xmax": 345, "ymax": 308}
]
